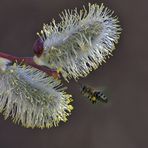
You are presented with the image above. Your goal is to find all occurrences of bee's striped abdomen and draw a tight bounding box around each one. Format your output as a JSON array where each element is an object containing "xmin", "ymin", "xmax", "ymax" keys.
[{"xmin": 94, "ymin": 91, "xmax": 108, "ymax": 103}]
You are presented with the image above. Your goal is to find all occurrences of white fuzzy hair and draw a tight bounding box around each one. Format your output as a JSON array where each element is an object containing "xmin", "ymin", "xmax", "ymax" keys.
[
  {"xmin": 34, "ymin": 3, "xmax": 121, "ymax": 81},
  {"xmin": 0, "ymin": 60, "xmax": 73, "ymax": 129}
]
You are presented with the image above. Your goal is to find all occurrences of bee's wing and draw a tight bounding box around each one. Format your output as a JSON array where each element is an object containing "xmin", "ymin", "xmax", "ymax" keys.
[
  {"xmin": 33, "ymin": 3, "xmax": 121, "ymax": 81},
  {"xmin": 0, "ymin": 58, "xmax": 73, "ymax": 129},
  {"xmin": 95, "ymin": 86, "xmax": 107, "ymax": 92},
  {"xmin": 80, "ymin": 84, "xmax": 106, "ymax": 92}
]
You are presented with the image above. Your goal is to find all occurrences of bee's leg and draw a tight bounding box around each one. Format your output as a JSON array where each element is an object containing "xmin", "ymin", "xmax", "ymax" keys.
[
  {"xmin": 92, "ymin": 99, "xmax": 97, "ymax": 104},
  {"xmin": 93, "ymin": 91, "xmax": 100, "ymax": 100},
  {"xmin": 91, "ymin": 96, "xmax": 97, "ymax": 104}
]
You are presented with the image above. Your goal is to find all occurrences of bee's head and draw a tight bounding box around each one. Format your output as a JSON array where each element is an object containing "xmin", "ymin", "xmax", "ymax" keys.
[{"xmin": 33, "ymin": 38, "xmax": 44, "ymax": 57}]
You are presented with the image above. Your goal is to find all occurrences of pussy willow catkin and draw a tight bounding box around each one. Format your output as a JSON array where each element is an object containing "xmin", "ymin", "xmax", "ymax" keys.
[
  {"xmin": 0, "ymin": 57, "xmax": 73, "ymax": 129},
  {"xmin": 33, "ymin": 3, "xmax": 121, "ymax": 80}
]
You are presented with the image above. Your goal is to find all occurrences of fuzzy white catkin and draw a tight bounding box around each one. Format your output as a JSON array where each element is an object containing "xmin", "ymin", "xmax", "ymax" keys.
[
  {"xmin": 0, "ymin": 58, "xmax": 73, "ymax": 129},
  {"xmin": 33, "ymin": 3, "xmax": 121, "ymax": 81}
]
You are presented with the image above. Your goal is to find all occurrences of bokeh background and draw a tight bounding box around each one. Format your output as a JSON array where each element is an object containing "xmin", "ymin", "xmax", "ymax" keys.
[{"xmin": 0, "ymin": 0, "xmax": 148, "ymax": 148}]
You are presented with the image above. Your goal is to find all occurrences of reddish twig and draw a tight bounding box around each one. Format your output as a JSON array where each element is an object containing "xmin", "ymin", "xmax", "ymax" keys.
[{"xmin": 0, "ymin": 51, "xmax": 60, "ymax": 79}]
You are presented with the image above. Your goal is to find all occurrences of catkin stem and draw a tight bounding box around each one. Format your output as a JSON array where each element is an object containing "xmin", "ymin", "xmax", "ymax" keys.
[{"xmin": 0, "ymin": 51, "xmax": 60, "ymax": 78}]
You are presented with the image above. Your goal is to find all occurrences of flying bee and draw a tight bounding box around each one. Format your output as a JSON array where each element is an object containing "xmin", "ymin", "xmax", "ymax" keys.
[{"xmin": 80, "ymin": 84, "xmax": 108, "ymax": 104}]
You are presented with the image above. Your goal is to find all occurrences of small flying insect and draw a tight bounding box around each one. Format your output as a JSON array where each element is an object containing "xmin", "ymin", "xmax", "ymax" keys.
[{"xmin": 80, "ymin": 84, "xmax": 108, "ymax": 104}]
